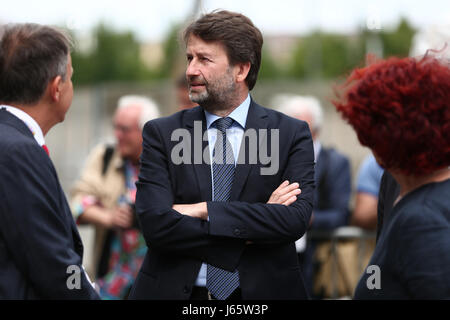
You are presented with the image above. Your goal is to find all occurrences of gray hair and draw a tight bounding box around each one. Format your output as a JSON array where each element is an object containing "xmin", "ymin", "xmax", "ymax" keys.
[
  {"xmin": 274, "ymin": 94, "xmax": 324, "ymax": 132},
  {"xmin": 117, "ymin": 95, "xmax": 161, "ymax": 129}
]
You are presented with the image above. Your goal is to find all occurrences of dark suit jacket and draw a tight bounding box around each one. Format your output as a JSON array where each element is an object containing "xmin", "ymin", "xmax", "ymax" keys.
[
  {"xmin": 376, "ymin": 170, "xmax": 400, "ymax": 242},
  {"xmin": 0, "ymin": 109, "xmax": 99, "ymax": 299},
  {"xmin": 129, "ymin": 100, "xmax": 315, "ymax": 300},
  {"xmin": 301, "ymin": 147, "xmax": 351, "ymax": 295},
  {"xmin": 354, "ymin": 178, "xmax": 450, "ymax": 299},
  {"xmin": 312, "ymin": 147, "xmax": 351, "ymax": 229}
]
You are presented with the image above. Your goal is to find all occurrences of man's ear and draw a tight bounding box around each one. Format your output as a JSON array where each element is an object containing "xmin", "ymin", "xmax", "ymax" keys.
[
  {"xmin": 49, "ymin": 75, "xmax": 63, "ymax": 102},
  {"xmin": 235, "ymin": 62, "xmax": 251, "ymax": 84}
]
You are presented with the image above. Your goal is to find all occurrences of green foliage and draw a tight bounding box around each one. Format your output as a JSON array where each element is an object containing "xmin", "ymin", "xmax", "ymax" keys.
[
  {"xmin": 70, "ymin": 18, "xmax": 416, "ymax": 85},
  {"xmin": 71, "ymin": 23, "xmax": 150, "ymax": 85},
  {"xmin": 285, "ymin": 17, "xmax": 415, "ymax": 80},
  {"xmin": 259, "ymin": 47, "xmax": 281, "ymax": 80},
  {"xmin": 287, "ymin": 32, "xmax": 365, "ymax": 79},
  {"xmin": 380, "ymin": 17, "xmax": 416, "ymax": 58},
  {"xmin": 157, "ymin": 23, "xmax": 184, "ymax": 78}
]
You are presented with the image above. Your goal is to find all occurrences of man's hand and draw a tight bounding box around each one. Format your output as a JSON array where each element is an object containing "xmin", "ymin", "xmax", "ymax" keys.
[
  {"xmin": 80, "ymin": 204, "xmax": 133, "ymax": 229},
  {"xmin": 108, "ymin": 206, "xmax": 134, "ymax": 229},
  {"xmin": 172, "ymin": 181, "xmax": 300, "ymax": 222},
  {"xmin": 246, "ymin": 181, "xmax": 300, "ymax": 245},
  {"xmin": 172, "ymin": 202, "xmax": 208, "ymax": 220},
  {"xmin": 267, "ymin": 180, "xmax": 301, "ymax": 206}
]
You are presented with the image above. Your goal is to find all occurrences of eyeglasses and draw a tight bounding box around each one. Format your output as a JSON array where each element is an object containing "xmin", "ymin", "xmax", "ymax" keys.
[{"xmin": 113, "ymin": 124, "xmax": 139, "ymax": 134}]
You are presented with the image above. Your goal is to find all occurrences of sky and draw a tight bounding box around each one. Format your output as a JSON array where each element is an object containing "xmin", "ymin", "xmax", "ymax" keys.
[{"xmin": 1, "ymin": 0, "xmax": 450, "ymax": 42}]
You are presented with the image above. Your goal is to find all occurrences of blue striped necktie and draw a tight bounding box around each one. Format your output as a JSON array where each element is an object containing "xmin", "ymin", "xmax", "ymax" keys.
[{"xmin": 206, "ymin": 117, "xmax": 240, "ymax": 300}]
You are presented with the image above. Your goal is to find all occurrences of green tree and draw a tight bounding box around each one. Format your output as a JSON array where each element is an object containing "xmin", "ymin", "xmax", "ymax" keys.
[
  {"xmin": 288, "ymin": 32, "xmax": 365, "ymax": 79},
  {"xmin": 381, "ymin": 17, "xmax": 416, "ymax": 58},
  {"xmin": 158, "ymin": 23, "xmax": 184, "ymax": 78},
  {"xmin": 259, "ymin": 48, "xmax": 281, "ymax": 80},
  {"xmin": 288, "ymin": 37, "xmax": 308, "ymax": 79},
  {"xmin": 320, "ymin": 33, "xmax": 357, "ymax": 78},
  {"xmin": 71, "ymin": 23, "xmax": 150, "ymax": 85}
]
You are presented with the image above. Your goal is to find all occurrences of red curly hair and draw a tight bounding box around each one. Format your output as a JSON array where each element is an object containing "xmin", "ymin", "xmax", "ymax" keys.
[{"xmin": 334, "ymin": 55, "xmax": 450, "ymax": 175}]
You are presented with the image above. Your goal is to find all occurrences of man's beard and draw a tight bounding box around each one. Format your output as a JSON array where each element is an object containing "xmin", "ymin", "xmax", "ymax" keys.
[{"xmin": 188, "ymin": 69, "xmax": 236, "ymax": 112}]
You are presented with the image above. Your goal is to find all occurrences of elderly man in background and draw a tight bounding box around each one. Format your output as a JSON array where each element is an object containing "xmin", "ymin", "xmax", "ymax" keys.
[
  {"xmin": 70, "ymin": 95, "xmax": 160, "ymax": 299},
  {"xmin": 276, "ymin": 94, "xmax": 351, "ymax": 298}
]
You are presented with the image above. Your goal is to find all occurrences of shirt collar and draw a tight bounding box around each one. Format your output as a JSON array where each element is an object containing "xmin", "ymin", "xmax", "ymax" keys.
[
  {"xmin": 313, "ymin": 140, "xmax": 321, "ymax": 162},
  {"xmin": 1, "ymin": 105, "xmax": 46, "ymax": 146},
  {"xmin": 204, "ymin": 94, "xmax": 251, "ymax": 130}
]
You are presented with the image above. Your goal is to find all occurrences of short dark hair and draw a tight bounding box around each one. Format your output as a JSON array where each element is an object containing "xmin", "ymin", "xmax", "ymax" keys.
[
  {"xmin": 0, "ymin": 23, "xmax": 71, "ymax": 105},
  {"xmin": 183, "ymin": 10, "xmax": 263, "ymax": 90}
]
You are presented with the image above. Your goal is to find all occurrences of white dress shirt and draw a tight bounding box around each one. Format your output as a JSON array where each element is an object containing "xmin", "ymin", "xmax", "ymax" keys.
[
  {"xmin": 0, "ymin": 104, "xmax": 45, "ymax": 146},
  {"xmin": 194, "ymin": 94, "xmax": 251, "ymax": 287}
]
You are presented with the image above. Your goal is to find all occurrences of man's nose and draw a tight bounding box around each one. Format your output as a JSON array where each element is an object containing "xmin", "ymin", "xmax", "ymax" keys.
[{"xmin": 186, "ymin": 60, "xmax": 200, "ymax": 77}]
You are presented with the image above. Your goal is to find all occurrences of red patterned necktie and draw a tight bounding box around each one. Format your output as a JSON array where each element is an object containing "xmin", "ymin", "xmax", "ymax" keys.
[{"xmin": 42, "ymin": 144, "xmax": 50, "ymax": 156}]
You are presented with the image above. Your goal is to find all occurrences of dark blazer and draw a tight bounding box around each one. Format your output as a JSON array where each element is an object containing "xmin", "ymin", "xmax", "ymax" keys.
[
  {"xmin": 129, "ymin": 100, "xmax": 315, "ymax": 300},
  {"xmin": 312, "ymin": 147, "xmax": 351, "ymax": 229},
  {"xmin": 376, "ymin": 171, "xmax": 400, "ymax": 242},
  {"xmin": 354, "ymin": 178, "xmax": 450, "ymax": 299},
  {"xmin": 301, "ymin": 147, "xmax": 351, "ymax": 296},
  {"xmin": 0, "ymin": 109, "xmax": 99, "ymax": 299}
]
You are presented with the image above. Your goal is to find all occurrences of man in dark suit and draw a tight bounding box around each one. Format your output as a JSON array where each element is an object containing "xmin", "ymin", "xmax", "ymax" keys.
[
  {"xmin": 0, "ymin": 23, "xmax": 99, "ymax": 299},
  {"xmin": 129, "ymin": 11, "xmax": 315, "ymax": 300},
  {"xmin": 276, "ymin": 94, "xmax": 351, "ymax": 297},
  {"xmin": 276, "ymin": 95, "xmax": 351, "ymax": 230}
]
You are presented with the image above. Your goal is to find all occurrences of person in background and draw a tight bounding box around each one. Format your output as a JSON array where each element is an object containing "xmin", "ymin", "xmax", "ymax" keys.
[
  {"xmin": 335, "ymin": 54, "xmax": 450, "ymax": 299},
  {"xmin": 276, "ymin": 94, "xmax": 351, "ymax": 297},
  {"xmin": 0, "ymin": 23, "xmax": 98, "ymax": 299},
  {"xmin": 352, "ymin": 154, "xmax": 384, "ymax": 230},
  {"xmin": 70, "ymin": 95, "xmax": 160, "ymax": 299}
]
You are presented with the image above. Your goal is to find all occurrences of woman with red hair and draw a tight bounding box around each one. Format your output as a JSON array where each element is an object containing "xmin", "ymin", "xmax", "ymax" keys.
[{"xmin": 334, "ymin": 55, "xmax": 450, "ymax": 299}]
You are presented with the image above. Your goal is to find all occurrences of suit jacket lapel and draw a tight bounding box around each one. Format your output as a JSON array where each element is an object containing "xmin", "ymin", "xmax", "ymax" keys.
[
  {"xmin": 0, "ymin": 108, "xmax": 84, "ymax": 254},
  {"xmin": 231, "ymin": 100, "xmax": 268, "ymax": 200},
  {"xmin": 0, "ymin": 108, "xmax": 36, "ymax": 140},
  {"xmin": 183, "ymin": 106, "xmax": 213, "ymax": 201},
  {"xmin": 315, "ymin": 148, "xmax": 325, "ymax": 181}
]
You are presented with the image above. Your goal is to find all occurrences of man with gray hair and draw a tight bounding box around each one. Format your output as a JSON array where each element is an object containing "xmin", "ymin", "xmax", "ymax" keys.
[
  {"xmin": 276, "ymin": 94, "xmax": 351, "ymax": 298},
  {"xmin": 70, "ymin": 95, "xmax": 160, "ymax": 299},
  {"xmin": 0, "ymin": 23, "xmax": 99, "ymax": 299}
]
